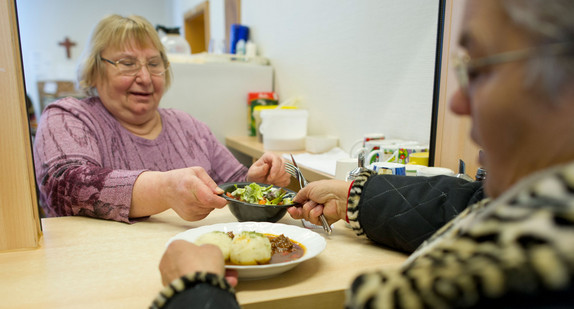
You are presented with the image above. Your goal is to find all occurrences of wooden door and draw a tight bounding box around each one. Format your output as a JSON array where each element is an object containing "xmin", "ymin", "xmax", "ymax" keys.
[{"xmin": 184, "ymin": 1, "xmax": 210, "ymax": 54}]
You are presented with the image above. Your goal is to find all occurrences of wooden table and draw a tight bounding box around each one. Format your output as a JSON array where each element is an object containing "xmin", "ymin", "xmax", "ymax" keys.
[
  {"xmin": 0, "ymin": 209, "xmax": 406, "ymax": 309},
  {"xmin": 226, "ymin": 135, "xmax": 334, "ymax": 182}
]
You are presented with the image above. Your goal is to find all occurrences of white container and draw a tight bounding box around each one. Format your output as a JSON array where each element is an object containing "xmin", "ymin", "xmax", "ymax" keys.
[{"xmin": 259, "ymin": 109, "xmax": 308, "ymax": 151}]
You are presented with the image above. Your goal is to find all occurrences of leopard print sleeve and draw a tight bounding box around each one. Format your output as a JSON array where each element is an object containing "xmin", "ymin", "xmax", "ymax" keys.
[
  {"xmin": 345, "ymin": 164, "xmax": 574, "ymax": 308},
  {"xmin": 347, "ymin": 169, "xmax": 376, "ymax": 237}
]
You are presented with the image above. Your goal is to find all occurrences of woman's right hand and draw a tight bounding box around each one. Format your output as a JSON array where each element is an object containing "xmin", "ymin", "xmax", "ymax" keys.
[
  {"xmin": 131, "ymin": 167, "xmax": 227, "ymax": 221},
  {"xmin": 288, "ymin": 179, "xmax": 351, "ymax": 226}
]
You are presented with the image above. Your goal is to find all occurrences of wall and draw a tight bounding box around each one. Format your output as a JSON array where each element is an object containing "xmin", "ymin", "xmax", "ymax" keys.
[
  {"xmin": 16, "ymin": 0, "xmax": 172, "ymax": 120},
  {"xmin": 241, "ymin": 0, "xmax": 440, "ymax": 152}
]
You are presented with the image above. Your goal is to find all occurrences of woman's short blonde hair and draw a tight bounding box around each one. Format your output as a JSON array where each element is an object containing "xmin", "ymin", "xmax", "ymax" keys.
[{"xmin": 77, "ymin": 14, "xmax": 172, "ymax": 96}]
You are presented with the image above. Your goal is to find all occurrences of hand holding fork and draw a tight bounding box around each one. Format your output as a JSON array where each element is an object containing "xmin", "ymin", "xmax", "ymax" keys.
[{"xmin": 285, "ymin": 154, "xmax": 332, "ymax": 235}]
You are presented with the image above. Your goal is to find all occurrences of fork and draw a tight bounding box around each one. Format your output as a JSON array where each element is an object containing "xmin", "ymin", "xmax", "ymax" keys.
[
  {"xmin": 286, "ymin": 155, "xmax": 332, "ymax": 235},
  {"xmin": 285, "ymin": 162, "xmax": 307, "ymax": 187}
]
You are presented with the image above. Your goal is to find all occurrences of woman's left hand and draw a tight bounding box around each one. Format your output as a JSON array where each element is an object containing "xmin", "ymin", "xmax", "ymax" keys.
[
  {"xmin": 159, "ymin": 240, "xmax": 238, "ymax": 287},
  {"xmin": 246, "ymin": 152, "xmax": 291, "ymax": 187}
]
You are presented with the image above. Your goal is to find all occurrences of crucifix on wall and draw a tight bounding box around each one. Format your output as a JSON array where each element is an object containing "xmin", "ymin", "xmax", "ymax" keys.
[{"xmin": 58, "ymin": 36, "xmax": 77, "ymax": 59}]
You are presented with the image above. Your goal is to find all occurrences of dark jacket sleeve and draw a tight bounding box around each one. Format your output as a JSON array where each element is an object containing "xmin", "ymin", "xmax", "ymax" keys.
[
  {"xmin": 357, "ymin": 174, "xmax": 485, "ymax": 253},
  {"xmin": 164, "ymin": 283, "xmax": 240, "ymax": 309}
]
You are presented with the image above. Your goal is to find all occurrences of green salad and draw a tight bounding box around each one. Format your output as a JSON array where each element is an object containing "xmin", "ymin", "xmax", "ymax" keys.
[{"xmin": 225, "ymin": 183, "xmax": 293, "ymax": 205}]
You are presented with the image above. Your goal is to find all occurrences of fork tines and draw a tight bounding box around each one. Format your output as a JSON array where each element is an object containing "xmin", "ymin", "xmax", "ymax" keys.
[
  {"xmin": 284, "ymin": 164, "xmax": 299, "ymax": 176},
  {"xmin": 284, "ymin": 162, "xmax": 308, "ymax": 189}
]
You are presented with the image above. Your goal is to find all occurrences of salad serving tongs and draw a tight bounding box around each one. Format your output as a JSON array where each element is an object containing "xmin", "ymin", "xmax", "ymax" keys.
[{"xmin": 285, "ymin": 154, "xmax": 332, "ymax": 235}]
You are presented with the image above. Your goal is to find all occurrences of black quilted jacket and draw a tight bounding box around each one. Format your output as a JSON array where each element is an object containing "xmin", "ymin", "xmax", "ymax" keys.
[{"xmin": 354, "ymin": 174, "xmax": 485, "ymax": 253}]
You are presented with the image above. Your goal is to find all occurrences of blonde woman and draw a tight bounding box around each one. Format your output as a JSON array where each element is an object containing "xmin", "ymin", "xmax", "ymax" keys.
[{"xmin": 34, "ymin": 15, "xmax": 290, "ymax": 223}]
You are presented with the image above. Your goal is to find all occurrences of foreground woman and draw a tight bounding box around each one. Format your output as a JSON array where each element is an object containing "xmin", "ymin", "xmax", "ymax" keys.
[{"xmin": 154, "ymin": 0, "xmax": 574, "ymax": 308}]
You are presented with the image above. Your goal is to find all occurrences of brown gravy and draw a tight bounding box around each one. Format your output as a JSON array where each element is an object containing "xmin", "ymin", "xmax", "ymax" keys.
[{"xmin": 267, "ymin": 233, "xmax": 305, "ymax": 264}]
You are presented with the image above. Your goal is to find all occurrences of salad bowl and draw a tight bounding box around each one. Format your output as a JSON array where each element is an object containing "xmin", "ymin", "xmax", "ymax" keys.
[{"xmin": 220, "ymin": 182, "xmax": 297, "ymax": 223}]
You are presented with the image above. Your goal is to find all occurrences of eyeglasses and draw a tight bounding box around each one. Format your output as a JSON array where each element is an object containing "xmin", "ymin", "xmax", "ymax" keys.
[
  {"xmin": 100, "ymin": 57, "xmax": 169, "ymax": 76},
  {"xmin": 452, "ymin": 42, "xmax": 574, "ymax": 94}
]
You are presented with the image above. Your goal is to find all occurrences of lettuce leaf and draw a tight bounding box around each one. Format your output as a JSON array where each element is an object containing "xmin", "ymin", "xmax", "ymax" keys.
[{"xmin": 231, "ymin": 183, "xmax": 288, "ymax": 205}]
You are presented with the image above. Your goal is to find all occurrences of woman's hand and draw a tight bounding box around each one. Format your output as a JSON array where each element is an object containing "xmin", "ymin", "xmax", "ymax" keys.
[
  {"xmin": 159, "ymin": 240, "xmax": 238, "ymax": 287},
  {"xmin": 246, "ymin": 152, "xmax": 291, "ymax": 187},
  {"xmin": 131, "ymin": 167, "xmax": 227, "ymax": 221},
  {"xmin": 288, "ymin": 179, "xmax": 351, "ymax": 226}
]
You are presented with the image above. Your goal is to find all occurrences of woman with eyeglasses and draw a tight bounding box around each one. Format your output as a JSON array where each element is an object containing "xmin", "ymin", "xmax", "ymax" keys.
[
  {"xmin": 153, "ymin": 0, "xmax": 574, "ymax": 308},
  {"xmin": 33, "ymin": 14, "xmax": 290, "ymax": 223}
]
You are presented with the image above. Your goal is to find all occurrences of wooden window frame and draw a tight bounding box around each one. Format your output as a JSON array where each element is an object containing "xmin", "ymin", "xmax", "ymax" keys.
[{"xmin": 0, "ymin": 0, "xmax": 42, "ymax": 251}]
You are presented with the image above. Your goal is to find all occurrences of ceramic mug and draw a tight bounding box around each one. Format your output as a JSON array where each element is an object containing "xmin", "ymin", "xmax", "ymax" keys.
[
  {"xmin": 370, "ymin": 162, "xmax": 406, "ymax": 176},
  {"xmin": 349, "ymin": 133, "xmax": 386, "ymax": 157},
  {"xmin": 385, "ymin": 145, "xmax": 429, "ymax": 164},
  {"xmin": 362, "ymin": 140, "xmax": 401, "ymax": 164},
  {"xmin": 367, "ymin": 142, "xmax": 424, "ymax": 165}
]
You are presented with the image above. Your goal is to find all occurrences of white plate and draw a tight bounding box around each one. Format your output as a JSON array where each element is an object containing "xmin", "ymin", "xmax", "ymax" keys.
[{"xmin": 167, "ymin": 222, "xmax": 326, "ymax": 280}]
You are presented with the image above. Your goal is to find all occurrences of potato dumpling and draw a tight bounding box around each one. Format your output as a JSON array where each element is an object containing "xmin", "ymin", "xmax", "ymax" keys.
[
  {"xmin": 195, "ymin": 231, "xmax": 233, "ymax": 260},
  {"xmin": 230, "ymin": 231, "xmax": 272, "ymax": 265}
]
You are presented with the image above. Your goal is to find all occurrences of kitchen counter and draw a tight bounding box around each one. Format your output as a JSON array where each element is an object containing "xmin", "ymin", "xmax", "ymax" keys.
[{"xmin": 0, "ymin": 208, "xmax": 406, "ymax": 308}]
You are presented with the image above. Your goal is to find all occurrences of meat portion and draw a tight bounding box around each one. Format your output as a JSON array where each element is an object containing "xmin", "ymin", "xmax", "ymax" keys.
[{"xmin": 269, "ymin": 234, "xmax": 295, "ymax": 254}]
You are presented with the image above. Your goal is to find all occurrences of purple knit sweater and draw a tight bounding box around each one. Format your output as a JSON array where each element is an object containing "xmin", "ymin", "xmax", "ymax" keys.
[{"xmin": 33, "ymin": 96, "xmax": 248, "ymax": 223}]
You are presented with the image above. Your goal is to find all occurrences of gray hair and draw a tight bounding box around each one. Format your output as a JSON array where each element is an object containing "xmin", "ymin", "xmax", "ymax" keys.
[{"xmin": 502, "ymin": 0, "xmax": 574, "ymax": 97}]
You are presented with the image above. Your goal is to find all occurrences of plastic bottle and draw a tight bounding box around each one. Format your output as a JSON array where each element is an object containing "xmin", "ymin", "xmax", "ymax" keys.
[
  {"xmin": 245, "ymin": 40, "xmax": 257, "ymax": 58},
  {"xmin": 235, "ymin": 39, "xmax": 246, "ymax": 56},
  {"xmin": 230, "ymin": 24, "xmax": 249, "ymax": 54},
  {"xmin": 156, "ymin": 25, "xmax": 191, "ymax": 54}
]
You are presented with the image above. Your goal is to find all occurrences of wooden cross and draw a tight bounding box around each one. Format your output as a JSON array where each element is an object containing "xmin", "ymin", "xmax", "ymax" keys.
[{"xmin": 58, "ymin": 37, "xmax": 76, "ymax": 59}]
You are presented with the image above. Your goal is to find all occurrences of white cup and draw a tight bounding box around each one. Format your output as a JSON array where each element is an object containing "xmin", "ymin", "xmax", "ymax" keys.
[
  {"xmin": 405, "ymin": 164, "xmax": 427, "ymax": 176},
  {"xmin": 335, "ymin": 158, "xmax": 358, "ymax": 180}
]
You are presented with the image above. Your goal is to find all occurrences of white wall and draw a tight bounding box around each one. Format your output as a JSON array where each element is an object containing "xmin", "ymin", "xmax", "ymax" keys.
[
  {"xmin": 241, "ymin": 0, "xmax": 439, "ymax": 151},
  {"xmin": 16, "ymin": 0, "xmax": 171, "ymax": 119}
]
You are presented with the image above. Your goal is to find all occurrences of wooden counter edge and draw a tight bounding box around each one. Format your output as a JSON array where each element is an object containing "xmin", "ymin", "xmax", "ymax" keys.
[{"xmin": 241, "ymin": 290, "xmax": 344, "ymax": 309}]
